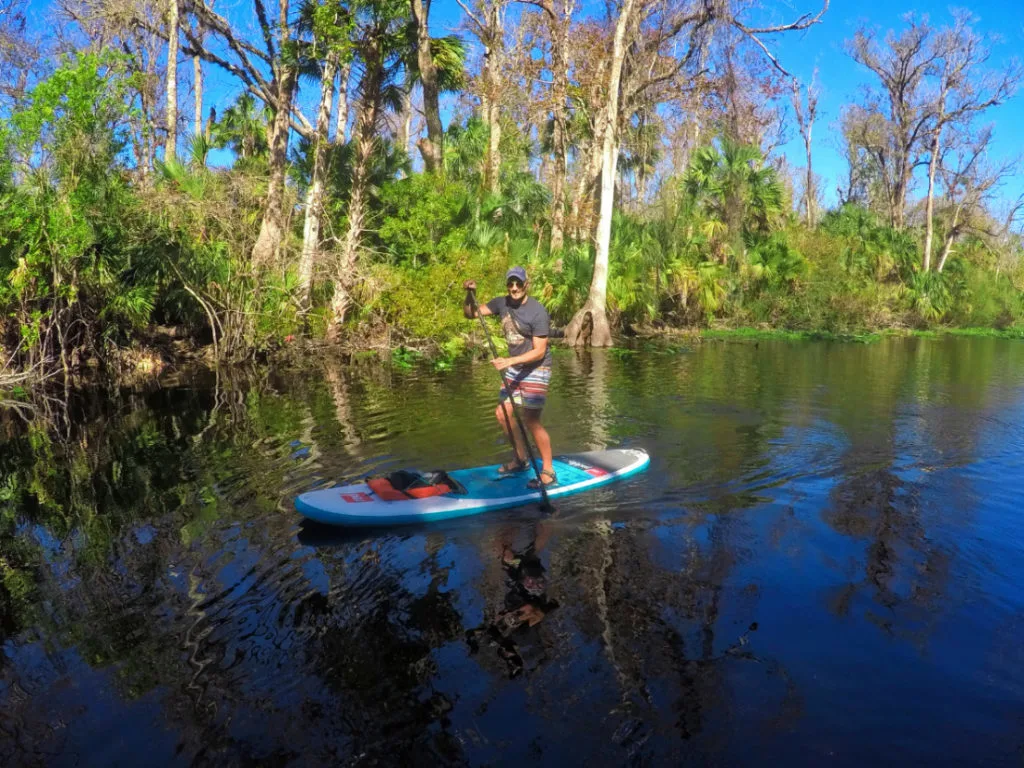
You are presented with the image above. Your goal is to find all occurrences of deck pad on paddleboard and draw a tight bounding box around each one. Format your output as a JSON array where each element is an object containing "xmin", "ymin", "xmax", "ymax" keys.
[{"xmin": 295, "ymin": 448, "xmax": 649, "ymax": 527}]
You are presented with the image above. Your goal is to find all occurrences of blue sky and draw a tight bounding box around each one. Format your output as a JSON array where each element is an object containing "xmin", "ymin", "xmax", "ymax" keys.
[{"xmin": 20, "ymin": 0, "xmax": 1024, "ymax": 213}]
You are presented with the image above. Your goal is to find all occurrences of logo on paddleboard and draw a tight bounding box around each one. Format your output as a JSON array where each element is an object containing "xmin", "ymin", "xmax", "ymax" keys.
[
  {"xmin": 342, "ymin": 492, "xmax": 373, "ymax": 503},
  {"xmin": 558, "ymin": 457, "xmax": 595, "ymax": 471}
]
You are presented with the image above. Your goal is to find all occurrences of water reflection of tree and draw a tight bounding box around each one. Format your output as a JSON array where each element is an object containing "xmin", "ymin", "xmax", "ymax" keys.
[
  {"xmin": 5, "ymin": 338, "xmax": 1021, "ymax": 762},
  {"xmin": 560, "ymin": 349, "xmax": 612, "ymax": 450},
  {"xmin": 0, "ymin": 379, "xmax": 357, "ymax": 759},
  {"xmin": 818, "ymin": 338, "xmax": 1009, "ymax": 646},
  {"xmin": 538, "ymin": 348, "xmax": 800, "ymax": 751},
  {"xmin": 0, "ymin": 369, "xmax": 478, "ymax": 764},
  {"xmin": 546, "ymin": 519, "xmax": 798, "ymax": 755},
  {"xmin": 301, "ymin": 540, "xmax": 465, "ymax": 764},
  {"xmin": 322, "ymin": 358, "xmax": 363, "ymax": 453}
]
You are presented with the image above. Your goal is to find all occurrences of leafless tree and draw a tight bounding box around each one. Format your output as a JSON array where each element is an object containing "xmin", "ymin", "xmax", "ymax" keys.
[
  {"xmin": 846, "ymin": 16, "xmax": 941, "ymax": 229},
  {"xmin": 790, "ymin": 71, "xmax": 819, "ymax": 225},
  {"xmin": 934, "ymin": 126, "xmax": 1021, "ymax": 274},
  {"xmin": 457, "ymin": 0, "xmax": 511, "ymax": 194},
  {"xmin": 920, "ymin": 11, "xmax": 1020, "ymax": 271},
  {"xmin": 0, "ymin": 0, "xmax": 37, "ymax": 104}
]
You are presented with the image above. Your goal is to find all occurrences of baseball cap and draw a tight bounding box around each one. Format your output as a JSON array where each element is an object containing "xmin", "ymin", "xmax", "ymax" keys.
[{"xmin": 505, "ymin": 266, "xmax": 528, "ymax": 283}]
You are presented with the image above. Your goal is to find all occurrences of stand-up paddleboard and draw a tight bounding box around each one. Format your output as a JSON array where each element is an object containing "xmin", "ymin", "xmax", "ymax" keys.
[{"xmin": 295, "ymin": 448, "xmax": 650, "ymax": 527}]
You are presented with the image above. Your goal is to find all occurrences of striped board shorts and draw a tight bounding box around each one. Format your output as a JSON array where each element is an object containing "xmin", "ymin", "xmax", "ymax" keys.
[{"xmin": 499, "ymin": 365, "xmax": 552, "ymax": 411}]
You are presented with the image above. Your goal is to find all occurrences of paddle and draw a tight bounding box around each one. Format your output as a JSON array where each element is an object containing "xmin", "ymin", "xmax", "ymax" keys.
[{"xmin": 466, "ymin": 288, "xmax": 552, "ymax": 511}]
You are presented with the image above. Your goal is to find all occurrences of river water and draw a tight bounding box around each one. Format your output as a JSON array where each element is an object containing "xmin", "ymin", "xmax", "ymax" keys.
[{"xmin": 2, "ymin": 337, "xmax": 1024, "ymax": 766}]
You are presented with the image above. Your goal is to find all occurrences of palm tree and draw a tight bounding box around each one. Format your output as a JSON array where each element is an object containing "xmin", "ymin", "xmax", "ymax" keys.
[
  {"xmin": 328, "ymin": 0, "xmax": 407, "ymax": 336},
  {"xmin": 295, "ymin": 0, "xmax": 354, "ymax": 311},
  {"xmin": 210, "ymin": 93, "xmax": 272, "ymax": 167},
  {"xmin": 397, "ymin": 27, "xmax": 466, "ymax": 169},
  {"xmin": 683, "ymin": 138, "xmax": 784, "ymax": 266},
  {"xmin": 618, "ymin": 110, "xmax": 662, "ymax": 211}
]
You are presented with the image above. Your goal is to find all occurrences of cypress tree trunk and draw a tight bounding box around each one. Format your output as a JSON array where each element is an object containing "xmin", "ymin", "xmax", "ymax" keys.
[
  {"xmin": 563, "ymin": 0, "xmax": 635, "ymax": 348},
  {"xmin": 191, "ymin": 0, "xmax": 206, "ymax": 143},
  {"xmin": 165, "ymin": 0, "xmax": 179, "ymax": 162},
  {"xmin": 483, "ymin": 17, "xmax": 502, "ymax": 192},
  {"xmin": 250, "ymin": 65, "xmax": 296, "ymax": 266},
  {"xmin": 411, "ymin": 0, "xmax": 443, "ymax": 172},
  {"xmin": 548, "ymin": 11, "xmax": 571, "ymax": 251},
  {"xmin": 922, "ymin": 123, "xmax": 943, "ymax": 272},
  {"xmin": 299, "ymin": 52, "xmax": 338, "ymax": 310},
  {"xmin": 333, "ymin": 60, "xmax": 350, "ymax": 145}
]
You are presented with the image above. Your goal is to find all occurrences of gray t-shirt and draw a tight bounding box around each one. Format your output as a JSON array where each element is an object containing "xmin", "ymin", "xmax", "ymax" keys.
[{"xmin": 486, "ymin": 296, "xmax": 553, "ymax": 369}]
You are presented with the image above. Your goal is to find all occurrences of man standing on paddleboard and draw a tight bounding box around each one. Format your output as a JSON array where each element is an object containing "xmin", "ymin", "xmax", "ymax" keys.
[{"xmin": 463, "ymin": 267, "xmax": 557, "ymax": 489}]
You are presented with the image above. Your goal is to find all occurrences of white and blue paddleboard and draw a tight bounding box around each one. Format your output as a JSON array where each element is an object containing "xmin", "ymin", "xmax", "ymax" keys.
[{"xmin": 295, "ymin": 448, "xmax": 650, "ymax": 527}]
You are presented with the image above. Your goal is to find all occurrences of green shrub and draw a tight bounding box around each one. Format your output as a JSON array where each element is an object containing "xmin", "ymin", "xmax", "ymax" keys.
[
  {"xmin": 0, "ymin": 53, "xmax": 144, "ymax": 365},
  {"xmin": 378, "ymin": 173, "xmax": 470, "ymax": 266}
]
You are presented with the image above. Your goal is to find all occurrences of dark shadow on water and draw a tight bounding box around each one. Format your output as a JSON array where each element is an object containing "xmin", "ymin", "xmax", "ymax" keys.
[{"xmin": 294, "ymin": 504, "xmax": 554, "ymax": 547}]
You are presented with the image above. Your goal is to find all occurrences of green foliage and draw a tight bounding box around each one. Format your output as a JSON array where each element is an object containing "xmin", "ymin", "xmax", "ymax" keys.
[
  {"xmin": 429, "ymin": 35, "xmax": 468, "ymax": 93},
  {"xmin": 1, "ymin": 36, "xmax": 1021, "ymax": 379},
  {"xmin": 0, "ymin": 51, "xmax": 313, "ymax": 373},
  {"xmin": 357, "ymin": 249, "xmax": 505, "ymax": 345},
  {"xmin": 684, "ymin": 137, "xmax": 786, "ymax": 264},
  {"xmin": 0, "ymin": 124, "xmax": 12, "ymax": 193},
  {"xmin": 744, "ymin": 233, "xmax": 807, "ymax": 289},
  {"xmin": 950, "ymin": 266, "xmax": 1022, "ymax": 328},
  {"xmin": 443, "ymin": 117, "xmax": 488, "ymax": 186},
  {"xmin": 391, "ymin": 346, "xmax": 422, "ymax": 369},
  {"xmin": 144, "ymin": 161, "xmax": 305, "ymax": 352},
  {"xmin": 0, "ymin": 52, "xmax": 147, "ymax": 365},
  {"xmin": 606, "ymin": 213, "xmax": 663, "ymax": 322},
  {"xmin": 378, "ymin": 173, "xmax": 469, "ymax": 264},
  {"xmin": 532, "ymin": 244, "xmax": 594, "ymax": 324},
  {"xmin": 819, "ymin": 204, "xmax": 918, "ymax": 282},
  {"xmin": 433, "ymin": 335, "xmax": 467, "ymax": 370},
  {"xmin": 909, "ymin": 270, "xmax": 955, "ymax": 323}
]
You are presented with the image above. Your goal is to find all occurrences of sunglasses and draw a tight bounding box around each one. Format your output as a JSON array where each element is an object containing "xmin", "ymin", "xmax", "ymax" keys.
[{"xmin": 506, "ymin": 278, "xmax": 524, "ymax": 289}]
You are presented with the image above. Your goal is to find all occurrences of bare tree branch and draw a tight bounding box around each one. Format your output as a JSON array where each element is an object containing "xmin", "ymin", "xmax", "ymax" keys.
[
  {"xmin": 455, "ymin": 0, "xmax": 486, "ymax": 31},
  {"xmin": 733, "ymin": 0, "xmax": 829, "ymax": 76}
]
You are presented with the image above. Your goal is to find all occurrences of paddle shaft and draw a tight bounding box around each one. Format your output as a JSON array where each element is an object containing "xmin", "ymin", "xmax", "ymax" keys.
[{"xmin": 467, "ymin": 289, "xmax": 551, "ymax": 509}]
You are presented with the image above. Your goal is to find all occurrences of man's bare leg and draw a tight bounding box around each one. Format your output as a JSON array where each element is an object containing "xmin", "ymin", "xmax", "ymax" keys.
[
  {"xmin": 523, "ymin": 409, "xmax": 554, "ymax": 482},
  {"xmin": 496, "ymin": 401, "xmax": 528, "ymax": 465}
]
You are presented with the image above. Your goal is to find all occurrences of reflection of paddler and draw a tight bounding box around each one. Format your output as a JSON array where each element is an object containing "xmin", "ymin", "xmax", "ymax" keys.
[{"xmin": 466, "ymin": 545, "xmax": 559, "ymax": 678}]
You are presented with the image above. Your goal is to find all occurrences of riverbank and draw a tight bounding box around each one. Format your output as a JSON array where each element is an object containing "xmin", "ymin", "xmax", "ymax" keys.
[
  {"xmin": 5, "ymin": 322, "xmax": 1024, "ymax": 394},
  {"xmin": 694, "ymin": 325, "xmax": 1024, "ymax": 344}
]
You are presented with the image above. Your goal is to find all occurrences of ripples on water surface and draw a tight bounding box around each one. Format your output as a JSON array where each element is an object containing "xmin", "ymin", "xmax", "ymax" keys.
[{"xmin": 3, "ymin": 337, "xmax": 1024, "ymax": 765}]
